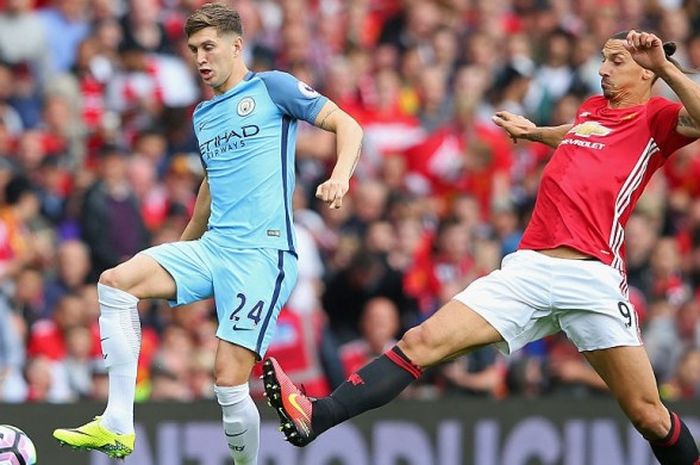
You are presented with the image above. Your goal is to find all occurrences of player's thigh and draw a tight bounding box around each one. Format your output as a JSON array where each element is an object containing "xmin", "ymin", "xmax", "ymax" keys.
[
  {"xmin": 135, "ymin": 241, "xmax": 214, "ymax": 304},
  {"xmin": 398, "ymin": 300, "xmax": 504, "ymax": 367},
  {"xmin": 101, "ymin": 253, "xmax": 177, "ymax": 299},
  {"xmin": 583, "ymin": 346, "xmax": 670, "ymax": 437},
  {"xmin": 213, "ymin": 248, "xmax": 298, "ymax": 360}
]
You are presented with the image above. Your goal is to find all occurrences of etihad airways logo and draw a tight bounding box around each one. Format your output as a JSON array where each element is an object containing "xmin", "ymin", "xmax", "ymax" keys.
[
  {"xmin": 199, "ymin": 124, "xmax": 260, "ymax": 160},
  {"xmin": 568, "ymin": 121, "xmax": 612, "ymax": 138}
]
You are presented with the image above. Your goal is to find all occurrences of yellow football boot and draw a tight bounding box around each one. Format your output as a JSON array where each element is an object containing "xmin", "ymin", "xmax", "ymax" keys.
[{"xmin": 53, "ymin": 417, "xmax": 134, "ymax": 459}]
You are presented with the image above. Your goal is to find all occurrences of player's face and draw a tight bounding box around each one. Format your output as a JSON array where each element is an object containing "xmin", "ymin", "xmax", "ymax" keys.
[
  {"xmin": 187, "ymin": 27, "xmax": 240, "ymax": 93},
  {"xmin": 598, "ymin": 39, "xmax": 648, "ymax": 100}
]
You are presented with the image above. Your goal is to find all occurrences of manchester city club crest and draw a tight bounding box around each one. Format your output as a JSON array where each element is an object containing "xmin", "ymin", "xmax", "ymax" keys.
[
  {"xmin": 237, "ymin": 97, "xmax": 256, "ymax": 116},
  {"xmin": 298, "ymin": 81, "xmax": 320, "ymax": 98}
]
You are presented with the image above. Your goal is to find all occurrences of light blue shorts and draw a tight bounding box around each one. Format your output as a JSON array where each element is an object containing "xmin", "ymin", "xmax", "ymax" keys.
[{"xmin": 140, "ymin": 237, "xmax": 298, "ymax": 358}]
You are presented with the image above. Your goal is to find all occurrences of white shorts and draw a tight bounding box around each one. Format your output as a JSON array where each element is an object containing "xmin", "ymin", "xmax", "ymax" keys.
[{"xmin": 453, "ymin": 249, "xmax": 642, "ymax": 354}]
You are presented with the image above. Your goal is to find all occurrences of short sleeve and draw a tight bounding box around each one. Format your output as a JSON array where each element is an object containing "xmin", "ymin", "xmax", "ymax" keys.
[
  {"xmin": 647, "ymin": 97, "xmax": 697, "ymax": 156},
  {"xmin": 258, "ymin": 71, "xmax": 328, "ymax": 124}
]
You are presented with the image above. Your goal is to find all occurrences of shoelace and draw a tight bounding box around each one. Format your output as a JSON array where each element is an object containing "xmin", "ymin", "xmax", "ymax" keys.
[{"xmin": 299, "ymin": 383, "xmax": 318, "ymax": 402}]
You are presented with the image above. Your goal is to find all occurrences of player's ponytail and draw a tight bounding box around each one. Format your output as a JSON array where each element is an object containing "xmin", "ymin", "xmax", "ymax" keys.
[
  {"xmin": 662, "ymin": 41, "xmax": 677, "ymax": 58},
  {"xmin": 659, "ymin": 41, "xmax": 697, "ymax": 76}
]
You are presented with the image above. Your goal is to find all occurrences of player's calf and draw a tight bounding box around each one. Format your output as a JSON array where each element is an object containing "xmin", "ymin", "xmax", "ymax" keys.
[
  {"xmin": 648, "ymin": 411, "xmax": 700, "ymax": 465},
  {"xmin": 215, "ymin": 384, "xmax": 260, "ymax": 464},
  {"xmin": 263, "ymin": 346, "xmax": 423, "ymax": 447}
]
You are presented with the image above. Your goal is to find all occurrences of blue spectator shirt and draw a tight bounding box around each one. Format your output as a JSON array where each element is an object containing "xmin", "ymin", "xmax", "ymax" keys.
[{"xmin": 37, "ymin": 8, "xmax": 89, "ymax": 73}]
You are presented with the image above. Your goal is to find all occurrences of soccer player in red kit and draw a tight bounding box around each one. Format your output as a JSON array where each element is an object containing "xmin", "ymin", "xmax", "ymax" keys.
[{"xmin": 263, "ymin": 30, "xmax": 700, "ymax": 465}]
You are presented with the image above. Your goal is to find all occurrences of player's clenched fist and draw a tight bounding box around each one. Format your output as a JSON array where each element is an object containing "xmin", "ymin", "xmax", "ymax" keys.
[
  {"xmin": 316, "ymin": 178, "xmax": 349, "ymax": 209},
  {"xmin": 623, "ymin": 30, "xmax": 667, "ymax": 72},
  {"xmin": 625, "ymin": 30, "xmax": 661, "ymax": 50}
]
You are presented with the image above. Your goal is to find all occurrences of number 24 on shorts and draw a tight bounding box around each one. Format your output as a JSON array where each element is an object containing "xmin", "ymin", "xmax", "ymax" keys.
[{"xmin": 230, "ymin": 292, "xmax": 265, "ymax": 330}]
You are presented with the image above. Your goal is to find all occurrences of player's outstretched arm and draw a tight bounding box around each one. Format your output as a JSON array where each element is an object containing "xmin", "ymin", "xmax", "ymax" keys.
[
  {"xmin": 492, "ymin": 111, "xmax": 572, "ymax": 148},
  {"xmin": 313, "ymin": 101, "xmax": 363, "ymax": 209},
  {"xmin": 625, "ymin": 30, "xmax": 700, "ymax": 138},
  {"xmin": 180, "ymin": 176, "xmax": 211, "ymax": 241}
]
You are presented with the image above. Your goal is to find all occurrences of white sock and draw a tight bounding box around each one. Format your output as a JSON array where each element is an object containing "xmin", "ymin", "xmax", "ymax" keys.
[
  {"xmin": 215, "ymin": 384, "xmax": 260, "ymax": 465},
  {"xmin": 97, "ymin": 283, "xmax": 141, "ymax": 435}
]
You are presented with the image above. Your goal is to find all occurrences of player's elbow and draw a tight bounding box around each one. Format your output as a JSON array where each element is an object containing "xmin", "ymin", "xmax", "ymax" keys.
[
  {"xmin": 349, "ymin": 119, "xmax": 364, "ymax": 150},
  {"xmin": 351, "ymin": 118, "xmax": 364, "ymax": 140},
  {"xmin": 341, "ymin": 119, "xmax": 362, "ymax": 140}
]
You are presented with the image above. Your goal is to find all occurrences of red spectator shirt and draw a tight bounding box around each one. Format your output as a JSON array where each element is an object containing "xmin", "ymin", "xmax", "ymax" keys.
[
  {"xmin": 520, "ymin": 96, "xmax": 696, "ymax": 274},
  {"xmin": 404, "ymin": 122, "xmax": 512, "ymax": 219}
]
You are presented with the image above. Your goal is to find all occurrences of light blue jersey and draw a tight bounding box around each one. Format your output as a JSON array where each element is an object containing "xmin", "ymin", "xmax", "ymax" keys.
[
  {"xmin": 193, "ymin": 70, "xmax": 328, "ymax": 253},
  {"xmin": 141, "ymin": 70, "xmax": 325, "ymax": 356}
]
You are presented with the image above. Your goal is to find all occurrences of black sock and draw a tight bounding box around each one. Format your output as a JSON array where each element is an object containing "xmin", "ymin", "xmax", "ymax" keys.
[
  {"xmin": 650, "ymin": 411, "xmax": 700, "ymax": 465},
  {"xmin": 311, "ymin": 346, "xmax": 422, "ymax": 434}
]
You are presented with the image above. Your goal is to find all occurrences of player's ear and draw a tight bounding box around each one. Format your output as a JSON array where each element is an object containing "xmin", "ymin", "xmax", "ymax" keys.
[
  {"xmin": 232, "ymin": 35, "xmax": 243, "ymax": 58},
  {"xmin": 641, "ymin": 68, "xmax": 654, "ymax": 81}
]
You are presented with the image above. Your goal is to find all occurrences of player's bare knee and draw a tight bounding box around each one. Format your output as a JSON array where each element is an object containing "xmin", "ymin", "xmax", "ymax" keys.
[
  {"xmin": 628, "ymin": 403, "xmax": 669, "ymax": 440},
  {"xmin": 399, "ymin": 326, "xmax": 425, "ymax": 353},
  {"xmin": 214, "ymin": 368, "xmax": 245, "ymax": 387},
  {"xmin": 98, "ymin": 268, "xmax": 125, "ymax": 290},
  {"xmin": 214, "ymin": 375, "xmax": 236, "ymax": 387},
  {"xmin": 99, "ymin": 264, "xmax": 144, "ymax": 295},
  {"xmin": 214, "ymin": 360, "xmax": 252, "ymax": 387},
  {"xmin": 400, "ymin": 325, "xmax": 441, "ymax": 365}
]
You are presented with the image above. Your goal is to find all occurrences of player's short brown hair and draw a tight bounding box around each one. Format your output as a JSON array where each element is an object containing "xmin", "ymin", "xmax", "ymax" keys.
[{"xmin": 185, "ymin": 2, "xmax": 243, "ymax": 38}]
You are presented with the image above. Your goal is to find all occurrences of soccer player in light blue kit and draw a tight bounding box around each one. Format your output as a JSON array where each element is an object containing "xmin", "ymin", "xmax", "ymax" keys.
[{"xmin": 53, "ymin": 3, "xmax": 363, "ymax": 463}]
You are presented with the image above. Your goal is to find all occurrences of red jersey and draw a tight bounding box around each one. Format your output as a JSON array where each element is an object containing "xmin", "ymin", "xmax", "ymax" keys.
[{"xmin": 520, "ymin": 96, "xmax": 695, "ymax": 272}]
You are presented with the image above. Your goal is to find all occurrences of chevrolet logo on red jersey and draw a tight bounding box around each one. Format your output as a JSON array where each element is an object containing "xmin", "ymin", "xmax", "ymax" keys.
[{"xmin": 568, "ymin": 121, "xmax": 612, "ymax": 138}]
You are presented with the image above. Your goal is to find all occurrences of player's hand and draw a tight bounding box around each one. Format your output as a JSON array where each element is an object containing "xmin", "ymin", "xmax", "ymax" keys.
[
  {"xmin": 316, "ymin": 177, "xmax": 348, "ymax": 209},
  {"xmin": 624, "ymin": 30, "xmax": 667, "ymax": 73},
  {"xmin": 492, "ymin": 111, "xmax": 536, "ymax": 143}
]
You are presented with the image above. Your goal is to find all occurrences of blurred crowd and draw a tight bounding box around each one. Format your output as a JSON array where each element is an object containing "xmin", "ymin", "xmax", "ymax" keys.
[{"xmin": 1, "ymin": 0, "xmax": 700, "ymax": 405}]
